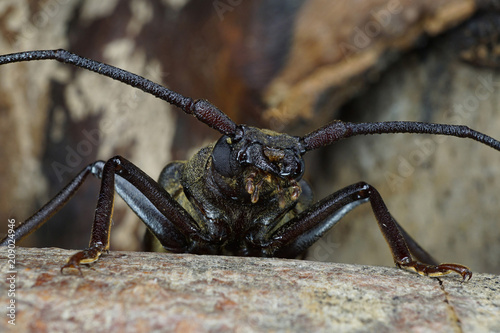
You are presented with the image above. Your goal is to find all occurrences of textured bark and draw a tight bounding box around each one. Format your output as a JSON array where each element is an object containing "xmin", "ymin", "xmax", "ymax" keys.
[
  {"xmin": 1, "ymin": 247, "xmax": 499, "ymax": 333},
  {"xmin": 0, "ymin": 0, "xmax": 500, "ymax": 290}
]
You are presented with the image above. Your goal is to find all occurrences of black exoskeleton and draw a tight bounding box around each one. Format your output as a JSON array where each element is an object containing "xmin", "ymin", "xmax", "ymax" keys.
[
  {"xmin": 155, "ymin": 125, "xmax": 310, "ymax": 257},
  {"xmin": 3, "ymin": 49, "xmax": 500, "ymax": 280}
]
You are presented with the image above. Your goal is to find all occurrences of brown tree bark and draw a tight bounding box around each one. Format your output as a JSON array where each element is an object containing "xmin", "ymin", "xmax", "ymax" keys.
[
  {"xmin": 1, "ymin": 247, "xmax": 499, "ymax": 332},
  {"xmin": 0, "ymin": 0, "xmax": 499, "ymax": 294}
]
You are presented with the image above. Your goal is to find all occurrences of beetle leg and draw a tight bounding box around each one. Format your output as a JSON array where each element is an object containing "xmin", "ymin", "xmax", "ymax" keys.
[
  {"xmin": 0, "ymin": 164, "xmax": 95, "ymax": 246},
  {"xmin": 264, "ymin": 182, "xmax": 472, "ymax": 280},
  {"xmin": 60, "ymin": 155, "xmax": 212, "ymax": 274}
]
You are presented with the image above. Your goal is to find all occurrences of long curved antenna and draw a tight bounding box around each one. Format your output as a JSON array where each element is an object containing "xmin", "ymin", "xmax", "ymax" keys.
[
  {"xmin": 0, "ymin": 49, "xmax": 237, "ymax": 135},
  {"xmin": 301, "ymin": 120, "xmax": 500, "ymax": 152}
]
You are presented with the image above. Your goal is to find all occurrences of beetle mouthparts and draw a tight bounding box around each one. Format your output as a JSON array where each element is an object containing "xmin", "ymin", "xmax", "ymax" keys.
[{"xmin": 245, "ymin": 169, "xmax": 301, "ymax": 208}]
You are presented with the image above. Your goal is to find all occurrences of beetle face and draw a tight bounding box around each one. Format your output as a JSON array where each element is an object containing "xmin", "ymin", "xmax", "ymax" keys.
[
  {"xmin": 212, "ymin": 125, "xmax": 305, "ymax": 180},
  {"xmin": 211, "ymin": 125, "xmax": 304, "ymax": 205}
]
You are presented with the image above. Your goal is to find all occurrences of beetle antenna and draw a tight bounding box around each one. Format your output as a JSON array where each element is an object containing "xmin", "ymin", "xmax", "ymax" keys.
[
  {"xmin": 0, "ymin": 49, "xmax": 237, "ymax": 135},
  {"xmin": 301, "ymin": 120, "xmax": 500, "ymax": 152}
]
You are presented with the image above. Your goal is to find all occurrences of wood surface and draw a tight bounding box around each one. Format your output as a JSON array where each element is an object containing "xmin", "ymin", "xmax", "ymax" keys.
[{"xmin": 1, "ymin": 247, "xmax": 499, "ymax": 332}]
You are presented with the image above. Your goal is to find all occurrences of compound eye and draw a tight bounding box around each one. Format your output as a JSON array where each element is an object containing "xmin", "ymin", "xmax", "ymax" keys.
[{"xmin": 212, "ymin": 136, "xmax": 235, "ymax": 177}]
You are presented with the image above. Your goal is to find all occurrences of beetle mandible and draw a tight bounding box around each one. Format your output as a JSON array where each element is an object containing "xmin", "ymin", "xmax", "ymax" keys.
[{"xmin": 3, "ymin": 49, "xmax": 500, "ymax": 280}]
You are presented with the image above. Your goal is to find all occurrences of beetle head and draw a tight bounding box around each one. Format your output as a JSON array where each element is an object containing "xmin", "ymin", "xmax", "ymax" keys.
[
  {"xmin": 213, "ymin": 125, "xmax": 305, "ymax": 179},
  {"xmin": 211, "ymin": 125, "xmax": 305, "ymax": 206}
]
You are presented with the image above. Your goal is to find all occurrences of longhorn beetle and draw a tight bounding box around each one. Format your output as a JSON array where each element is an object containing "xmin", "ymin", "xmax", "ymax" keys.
[{"xmin": 2, "ymin": 49, "xmax": 500, "ymax": 280}]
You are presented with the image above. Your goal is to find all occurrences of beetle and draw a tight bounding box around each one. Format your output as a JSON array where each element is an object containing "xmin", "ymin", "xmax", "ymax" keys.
[{"xmin": 2, "ymin": 49, "xmax": 500, "ymax": 280}]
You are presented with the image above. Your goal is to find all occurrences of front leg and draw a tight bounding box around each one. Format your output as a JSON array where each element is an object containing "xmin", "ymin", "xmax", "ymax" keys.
[
  {"xmin": 62, "ymin": 156, "xmax": 208, "ymax": 274},
  {"xmin": 60, "ymin": 158, "xmax": 116, "ymax": 274},
  {"xmin": 263, "ymin": 182, "xmax": 472, "ymax": 280}
]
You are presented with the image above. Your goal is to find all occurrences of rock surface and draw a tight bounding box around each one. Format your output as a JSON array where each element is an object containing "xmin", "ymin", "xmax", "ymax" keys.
[
  {"xmin": 1, "ymin": 247, "xmax": 499, "ymax": 332},
  {"xmin": 0, "ymin": 0, "xmax": 499, "ymax": 287}
]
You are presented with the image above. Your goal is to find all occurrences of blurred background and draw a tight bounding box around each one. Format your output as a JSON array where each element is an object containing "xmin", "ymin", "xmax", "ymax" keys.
[{"xmin": 0, "ymin": 0, "xmax": 499, "ymax": 274}]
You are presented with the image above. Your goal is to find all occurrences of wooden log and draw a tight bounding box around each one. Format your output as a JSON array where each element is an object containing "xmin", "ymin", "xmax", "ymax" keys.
[{"xmin": 1, "ymin": 247, "xmax": 499, "ymax": 332}]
